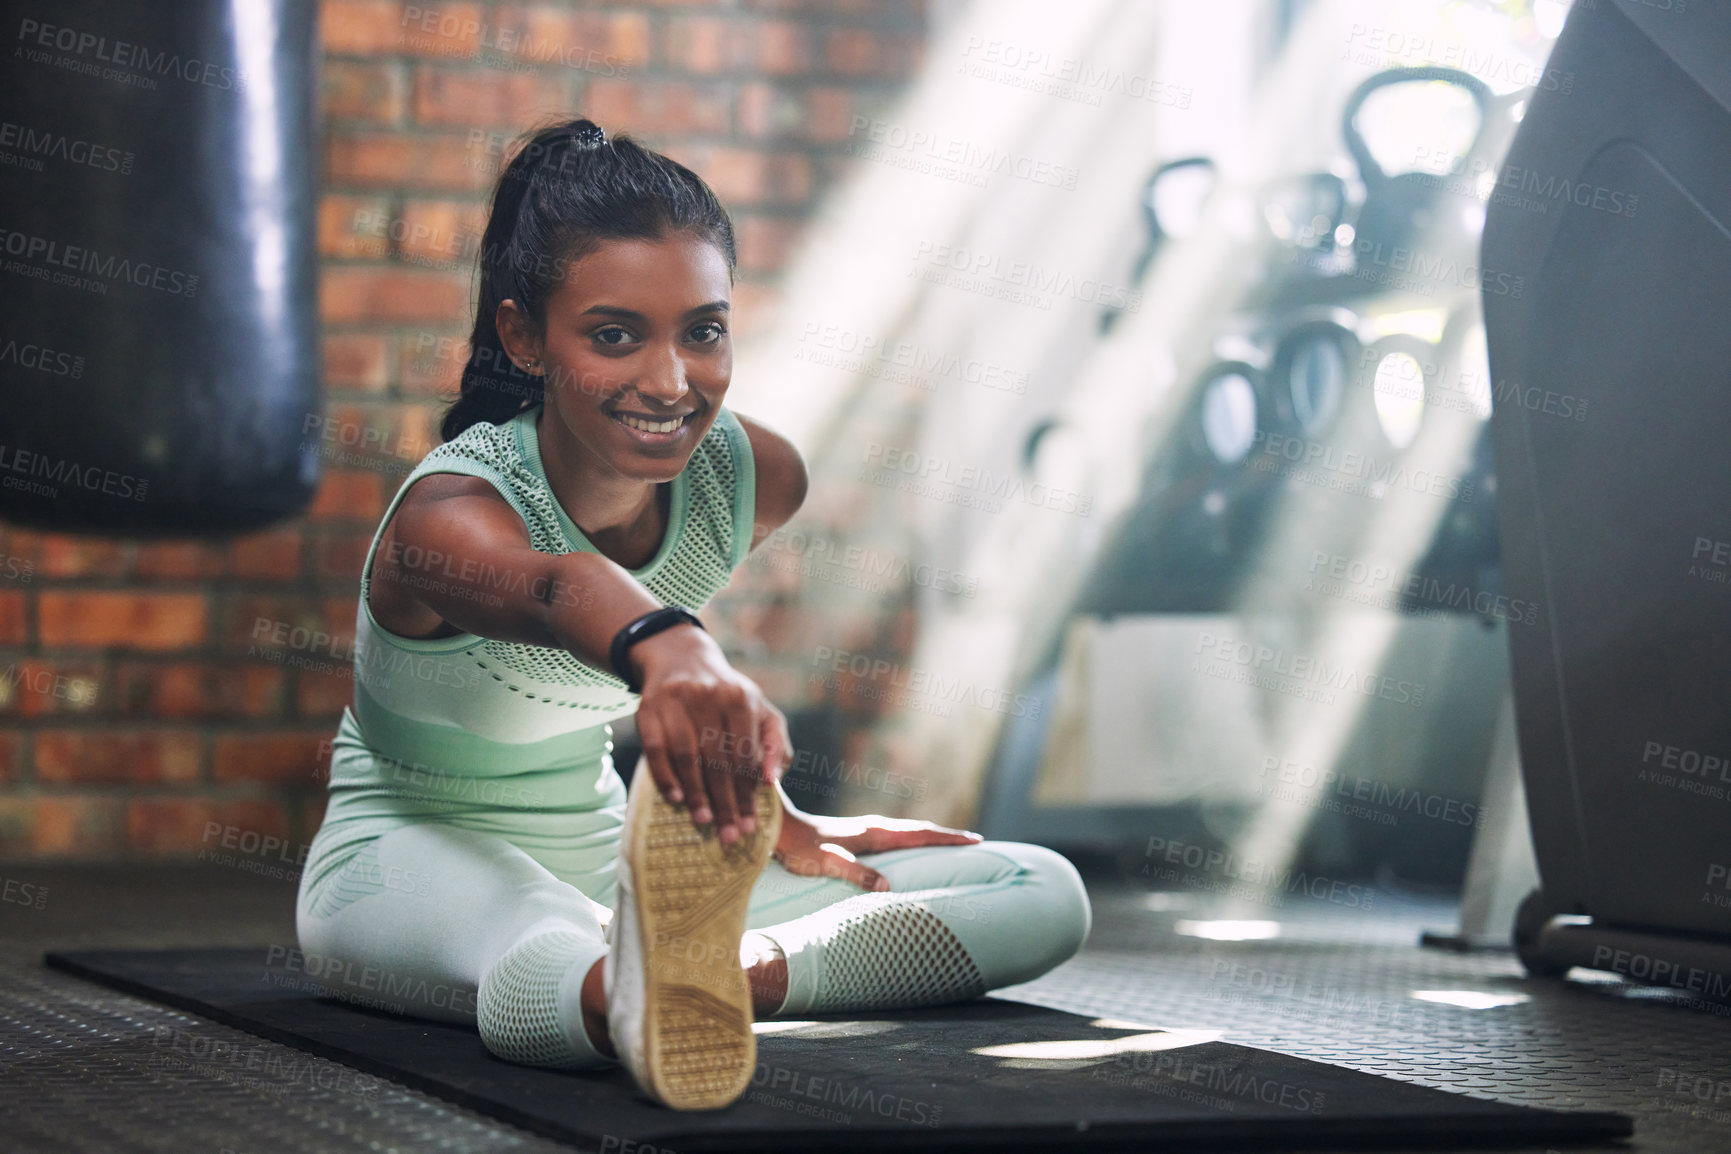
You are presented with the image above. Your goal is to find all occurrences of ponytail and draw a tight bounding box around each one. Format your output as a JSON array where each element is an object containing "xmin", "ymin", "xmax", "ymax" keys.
[{"xmin": 440, "ymin": 118, "xmax": 737, "ymax": 443}]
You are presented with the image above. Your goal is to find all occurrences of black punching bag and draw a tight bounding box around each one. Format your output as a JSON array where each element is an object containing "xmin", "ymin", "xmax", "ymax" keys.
[{"xmin": 0, "ymin": 0, "xmax": 320, "ymax": 536}]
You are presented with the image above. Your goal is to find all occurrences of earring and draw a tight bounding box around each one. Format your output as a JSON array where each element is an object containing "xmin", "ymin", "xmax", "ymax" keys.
[{"xmin": 524, "ymin": 359, "xmax": 539, "ymax": 371}]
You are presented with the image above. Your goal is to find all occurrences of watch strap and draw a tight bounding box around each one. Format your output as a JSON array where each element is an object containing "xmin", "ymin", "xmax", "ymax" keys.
[{"xmin": 609, "ymin": 606, "xmax": 704, "ymax": 694}]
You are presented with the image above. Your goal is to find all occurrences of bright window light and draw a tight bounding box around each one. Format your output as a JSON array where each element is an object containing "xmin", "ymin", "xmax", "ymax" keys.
[
  {"xmin": 751, "ymin": 1020, "xmax": 821, "ymax": 1034},
  {"xmin": 975, "ymin": 1027, "xmax": 1222, "ymax": 1061},
  {"xmin": 1360, "ymin": 307, "xmax": 1450, "ymax": 345},
  {"xmin": 1373, "ymin": 353, "xmax": 1427, "ymax": 448},
  {"xmin": 751, "ymin": 1019, "xmax": 900, "ymax": 1037},
  {"xmin": 1411, "ymin": 990, "xmax": 1532, "ymax": 1009},
  {"xmin": 1534, "ymin": 0, "xmax": 1571, "ymax": 40},
  {"xmin": 1174, "ymin": 919, "xmax": 1281, "ymax": 941}
]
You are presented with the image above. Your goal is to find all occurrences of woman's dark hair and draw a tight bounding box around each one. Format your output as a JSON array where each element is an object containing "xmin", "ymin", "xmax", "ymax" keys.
[{"xmin": 439, "ymin": 117, "xmax": 737, "ymax": 442}]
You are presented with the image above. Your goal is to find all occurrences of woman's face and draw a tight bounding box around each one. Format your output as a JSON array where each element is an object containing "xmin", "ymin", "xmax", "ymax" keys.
[{"xmin": 519, "ymin": 231, "xmax": 733, "ymax": 484}]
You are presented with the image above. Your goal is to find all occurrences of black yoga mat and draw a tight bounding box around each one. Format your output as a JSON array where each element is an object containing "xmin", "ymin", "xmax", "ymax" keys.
[{"xmin": 45, "ymin": 948, "xmax": 1631, "ymax": 1152}]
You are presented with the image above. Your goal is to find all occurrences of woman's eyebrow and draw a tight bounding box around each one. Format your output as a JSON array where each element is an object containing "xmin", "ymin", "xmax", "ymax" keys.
[{"xmin": 580, "ymin": 301, "xmax": 730, "ymax": 321}]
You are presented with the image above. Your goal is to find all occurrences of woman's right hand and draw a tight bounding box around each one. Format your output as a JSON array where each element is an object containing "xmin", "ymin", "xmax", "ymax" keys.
[{"xmin": 627, "ymin": 624, "xmax": 789, "ymax": 845}]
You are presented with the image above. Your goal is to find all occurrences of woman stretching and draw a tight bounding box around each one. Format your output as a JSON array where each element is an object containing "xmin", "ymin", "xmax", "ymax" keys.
[{"xmin": 296, "ymin": 117, "xmax": 1091, "ymax": 1111}]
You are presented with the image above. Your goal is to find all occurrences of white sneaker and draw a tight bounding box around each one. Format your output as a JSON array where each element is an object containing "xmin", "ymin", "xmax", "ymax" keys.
[{"xmin": 605, "ymin": 767, "xmax": 781, "ymax": 1110}]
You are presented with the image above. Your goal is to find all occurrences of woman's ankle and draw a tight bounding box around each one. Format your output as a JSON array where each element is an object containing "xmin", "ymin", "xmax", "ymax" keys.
[
  {"xmin": 742, "ymin": 931, "xmax": 788, "ymax": 1016},
  {"xmin": 579, "ymin": 957, "xmax": 615, "ymax": 1057},
  {"xmin": 582, "ymin": 937, "xmax": 785, "ymax": 1045}
]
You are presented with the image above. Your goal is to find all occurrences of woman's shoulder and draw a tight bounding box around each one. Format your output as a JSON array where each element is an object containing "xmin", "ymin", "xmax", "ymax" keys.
[
  {"xmin": 426, "ymin": 407, "xmax": 530, "ymax": 462},
  {"xmin": 676, "ymin": 407, "xmax": 806, "ymax": 566},
  {"xmin": 729, "ymin": 410, "xmax": 807, "ymax": 536},
  {"xmin": 406, "ymin": 408, "xmax": 543, "ymax": 499}
]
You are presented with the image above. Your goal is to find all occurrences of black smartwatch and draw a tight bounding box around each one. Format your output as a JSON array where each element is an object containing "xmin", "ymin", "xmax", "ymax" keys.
[{"xmin": 609, "ymin": 606, "xmax": 704, "ymax": 695}]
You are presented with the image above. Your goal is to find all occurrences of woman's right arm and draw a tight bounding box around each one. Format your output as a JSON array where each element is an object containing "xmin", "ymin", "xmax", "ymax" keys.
[{"xmin": 376, "ymin": 472, "xmax": 782, "ymax": 843}]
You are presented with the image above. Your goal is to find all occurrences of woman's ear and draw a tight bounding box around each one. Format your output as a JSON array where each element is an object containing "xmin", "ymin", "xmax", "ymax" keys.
[{"xmin": 495, "ymin": 299, "xmax": 544, "ymax": 374}]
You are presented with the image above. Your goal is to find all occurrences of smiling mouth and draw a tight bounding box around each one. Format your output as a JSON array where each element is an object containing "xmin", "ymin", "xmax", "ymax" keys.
[{"xmin": 610, "ymin": 410, "xmax": 696, "ymax": 436}]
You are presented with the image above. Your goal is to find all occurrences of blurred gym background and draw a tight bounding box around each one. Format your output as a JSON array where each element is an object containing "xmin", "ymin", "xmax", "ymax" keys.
[
  {"xmin": 0, "ymin": 0, "xmax": 1566, "ymax": 913},
  {"xmin": 13, "ymin": 2, "xmax": 1731, "ymax": 1150}
]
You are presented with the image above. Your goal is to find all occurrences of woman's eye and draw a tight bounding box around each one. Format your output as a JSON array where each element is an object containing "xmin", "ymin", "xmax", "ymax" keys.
[
  {"xmin": 593, "ymin": 326, "xmax": 634, "ymax": 346},
  {"xmin": 690, "ymin": 321, "xmax": 726, "ymax": 343}
]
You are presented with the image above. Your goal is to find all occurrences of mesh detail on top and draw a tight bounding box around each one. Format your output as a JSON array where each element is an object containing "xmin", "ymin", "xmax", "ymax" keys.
[
  {"xmin": 803, "ymin": 891, "xmax": 987, "ymax": 1013},
  {"xmin": 476, "ymin": 931, "xmax": 604, "ymax": 1069},
  {"xmin": 364, "ymin": 406, "xmax": 743, "ymax": 700}
]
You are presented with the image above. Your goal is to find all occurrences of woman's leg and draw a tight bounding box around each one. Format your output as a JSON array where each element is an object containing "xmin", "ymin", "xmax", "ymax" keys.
[
  {"xmin": 296, "ymin": 821, "xmax": 616, "ymax": 1069},
  {"xmin": 742, "ymin": 840, "xmax": 1092, "ymax": 1015}
]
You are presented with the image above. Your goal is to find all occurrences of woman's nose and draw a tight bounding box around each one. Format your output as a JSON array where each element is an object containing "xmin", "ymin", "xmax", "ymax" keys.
[{"xmin": 634, "ymin": 341, "xmax": 689, "ymax": 406}]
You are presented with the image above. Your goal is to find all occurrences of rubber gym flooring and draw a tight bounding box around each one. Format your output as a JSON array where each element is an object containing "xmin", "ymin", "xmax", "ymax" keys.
[{"xmin": 1, "ymin": 863, "xmax": 1725, "ymax": 1153}]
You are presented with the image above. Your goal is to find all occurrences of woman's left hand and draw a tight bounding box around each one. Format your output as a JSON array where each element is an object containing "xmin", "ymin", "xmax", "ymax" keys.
[{"xmin": 772, "ymin": 793, "xmax": 982, "ymax": 893}]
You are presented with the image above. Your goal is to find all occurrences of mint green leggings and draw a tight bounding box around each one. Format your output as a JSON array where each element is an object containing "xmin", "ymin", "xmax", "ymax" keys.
[{"xmin": 295, "ymin": 820, "xmax": 1091, "ymax": 1068}]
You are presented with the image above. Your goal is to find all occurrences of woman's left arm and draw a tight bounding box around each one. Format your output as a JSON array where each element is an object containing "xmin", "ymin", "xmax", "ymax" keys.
[
  {"xmin": 771, "ymin": 787, "xmax": 982, "ymax": 892},
  {"xmin": 732, "ymin": 413, "xmax": 980, "ymax": 891}
]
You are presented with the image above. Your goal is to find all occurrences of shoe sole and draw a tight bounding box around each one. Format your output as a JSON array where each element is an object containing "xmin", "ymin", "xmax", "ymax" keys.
[{"xmin": 621, "ymin": 770, "xmax": 781, "ymax": 1110}]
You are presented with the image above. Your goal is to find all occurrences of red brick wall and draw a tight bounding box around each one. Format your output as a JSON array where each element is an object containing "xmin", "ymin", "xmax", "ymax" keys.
[{"xmin": 0, "ymin": 0, "xmax": 925, "ymax": 861}]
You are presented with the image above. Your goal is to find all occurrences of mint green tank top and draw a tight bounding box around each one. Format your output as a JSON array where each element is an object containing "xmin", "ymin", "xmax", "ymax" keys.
[{"xmin": 300, "ymin": 402, "xmax": 756, "ymax": 913}]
